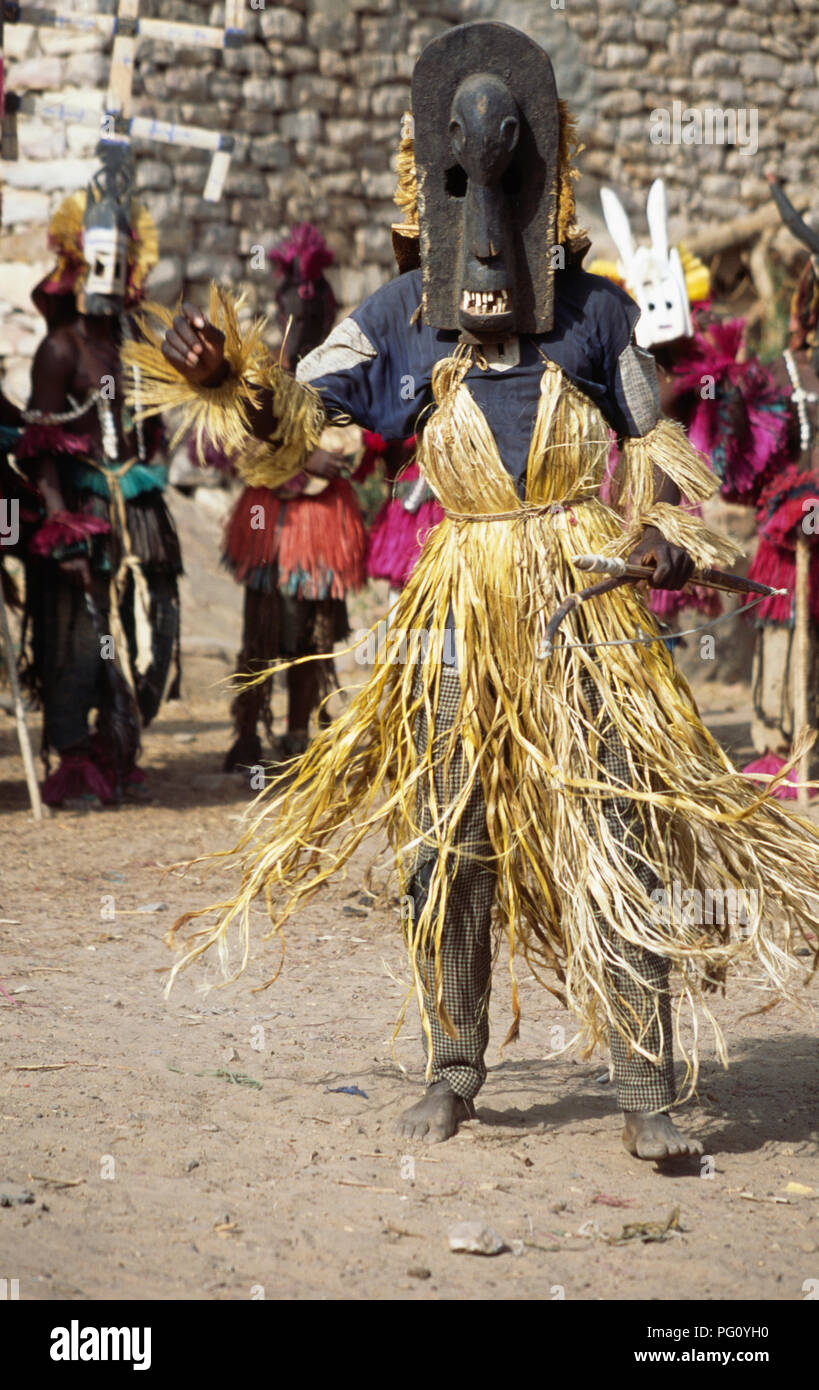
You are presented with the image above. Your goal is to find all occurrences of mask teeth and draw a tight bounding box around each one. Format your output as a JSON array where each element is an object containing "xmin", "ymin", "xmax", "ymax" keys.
[{"xmin": 461, "ymin": 288, "xmax": 510, "ymax": 316}]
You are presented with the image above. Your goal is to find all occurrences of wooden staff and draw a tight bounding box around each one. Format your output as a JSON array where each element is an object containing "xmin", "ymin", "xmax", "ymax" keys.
[
  {"xmin": 793, "ymin": 536, "xmax": 811, "ymax": 809},
  {"xmin": 539, "ymin": 553, "xmax": 787, "ymax": 660},
  {"xmin": 0, "ymin": 571, "xmax": 43, "ymax": 820},
  {"xmin": 572, "ymin": 553, "xmax": 782, "ymax": 597},
  {"xmin": 7, "ymin": 3, "xmax": 245, "ymax": 51}
]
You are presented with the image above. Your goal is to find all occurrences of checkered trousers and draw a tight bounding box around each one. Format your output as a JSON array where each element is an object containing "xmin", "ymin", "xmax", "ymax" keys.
[
  {"xmin": 584, "ymin": 679, "xmax": 676, "ymax": 1113},
  {"xmin": 406, "ymin": 669, "xmax": 495, "ymax": 1100},
  {"xmin": 405, "ymin": 666, "xmax": 676, "ymax": 1113}
]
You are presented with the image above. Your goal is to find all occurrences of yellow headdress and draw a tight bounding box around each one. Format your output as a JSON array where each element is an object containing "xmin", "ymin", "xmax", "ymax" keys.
[
  {"xmin": 588, "ymin": 243, "xmax": 711, "ymax": 308},
  {"xmin": 38, "ymin": 190, "xmax": 159, "ymax": 307}
]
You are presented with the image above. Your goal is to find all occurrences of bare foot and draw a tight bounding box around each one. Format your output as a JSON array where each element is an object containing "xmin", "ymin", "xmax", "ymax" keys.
[
  {"xmin": 395, "ymin": 1080, "xmax": 475, "ymax": 1144},
  {"xmin": 622, "ymin": 1111, "xmax": 704, "ymax": 1160}
]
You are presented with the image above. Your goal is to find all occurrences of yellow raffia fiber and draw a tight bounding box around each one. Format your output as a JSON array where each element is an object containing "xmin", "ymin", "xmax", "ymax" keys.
[
  {"xmin": 45, "ymin": 191, "xmax": 158, "ymax": 297},
  {"xmin": 612, "ymin": 418, "xmax": 742, "ymax": 568},
  {"xmin": 122, "ymin": 284, "xmax": 324, "ymax": 480},
  {"xmin": 128, "ymin": 201, "xmax": 159, "ymax": 296},
  {"xmin": 47, "ymin": 192, "xmax": 85, "ymax": 271},
  {"xmin": 167, "ymin": 358, "xmax": 819, "ymax": 1098},
  {"xmin": 678, "ymin": 243, "xmax": 711, "ymax": 305},
  {"xmin": 393, "ymin": 112, "xmax": 418, "ymax": 231},
  {"xmin": 557, "ymin": 100, "xmax": 588, "ymax": 253},
  {"xmin": 235, "ymin": 362, "xmax": 326, "ymax": 487}
]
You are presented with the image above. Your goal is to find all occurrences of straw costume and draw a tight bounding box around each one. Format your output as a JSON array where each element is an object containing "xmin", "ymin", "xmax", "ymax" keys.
[
  {"xmin": 20, "ymin": 141, "xmax": 181, "ymax": 806},
  {"xmin": 127, "ymin": 24, "xmax": 819, "ymax": 1149}
]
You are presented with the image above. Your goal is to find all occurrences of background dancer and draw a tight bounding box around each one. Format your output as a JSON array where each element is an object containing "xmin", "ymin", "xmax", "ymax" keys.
[
  {"xmin": 19, "ymin": 143, "xmax": 181, "ymax": 807},
  {"xmin": 221, "ymin": 224, "xmax": 366, "ymax": 771}
]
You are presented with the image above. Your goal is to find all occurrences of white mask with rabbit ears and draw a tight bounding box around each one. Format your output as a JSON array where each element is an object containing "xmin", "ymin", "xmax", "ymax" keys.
[{"xmin": 600, "ymin": 179, "xmax": 693, "ymax": 349}]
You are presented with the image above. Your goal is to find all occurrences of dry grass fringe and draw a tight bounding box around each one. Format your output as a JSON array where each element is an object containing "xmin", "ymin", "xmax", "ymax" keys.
[
  {"xmin": 123, "ymin": 283, "xmax": 267, "ymax": 456},
  {"xmin": 557, "ymin": 100, "xmax": 587, "ymax": 253},
  {"xmin": 394, "ymin": 113, "xmax": 418, "ymax": 228},
  {"xmin": 122, "ymin": 283, "xmax": 322, "ymax": 488},
  {"xmin": 166, "ymin": 356, "xmax": 819, "ymax": 1099},
  {"xmin": 240, "ymin": 363, "xmax": 326, "ymax": 486}
]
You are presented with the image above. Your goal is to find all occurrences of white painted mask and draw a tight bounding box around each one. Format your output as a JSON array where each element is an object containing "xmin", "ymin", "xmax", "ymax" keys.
[
  {"xmin": 600, "ymin": 179, "xmax": 693, "ymax": 349},
  {"xmin": 83, "ymin": 225, "xmax": 129, "ymax": 309}
]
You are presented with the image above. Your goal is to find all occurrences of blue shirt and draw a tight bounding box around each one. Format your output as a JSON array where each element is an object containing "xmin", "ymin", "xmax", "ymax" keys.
[{"xmin": 297, "ymin": 267, "xmax": 656, "ymax": 497}]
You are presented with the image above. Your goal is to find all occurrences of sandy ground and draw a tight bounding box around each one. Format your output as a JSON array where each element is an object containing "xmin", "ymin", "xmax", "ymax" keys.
[{"xmin": 1, "ymin": 488, "xmax": 817, "ymax": 1302}]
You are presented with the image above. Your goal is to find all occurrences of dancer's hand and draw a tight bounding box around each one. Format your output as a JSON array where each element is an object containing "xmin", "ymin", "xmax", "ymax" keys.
[
  {"xmin": 58, "ymin": 555, "xmax": 92, "ymax": 591},
  {"xmin": 629, "ymin": 526, "xmax": 694, "ymax": 589},
  {"xmin": 162, "ymin": 304, "xmax": 227, "ymax": 387},
  {"xmin": 305, "ymin": 447, "xmax": 348, "ymax": 480}
]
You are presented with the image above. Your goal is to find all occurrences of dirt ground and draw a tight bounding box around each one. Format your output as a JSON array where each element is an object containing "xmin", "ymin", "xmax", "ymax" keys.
[{"xmin": 1, "ymin": 488, "xmax": 817, "ymax": 1303}]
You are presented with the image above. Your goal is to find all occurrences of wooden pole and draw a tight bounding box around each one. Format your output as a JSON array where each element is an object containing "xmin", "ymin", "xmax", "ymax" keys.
[
  {"xmin": 0, "ymin": 574, "xmax": 43, "ymax": 821},
  {"xmin": 106, "ymin": 0, "xmax": 140, "ymax": 120},
  {"xmin": 793, "ymin": 535, "xmax": 811, "ymax": 810},
  {"xmin": 4, "ymin": 1, "xmax": 246, "ymax": 199},
  {"xmin": 686, "ymin": 195, "xmax": 813, "ymax": 259},
  {"xmin": 12, "ymin": 5, "xmax": 243, "ymax": 52}
]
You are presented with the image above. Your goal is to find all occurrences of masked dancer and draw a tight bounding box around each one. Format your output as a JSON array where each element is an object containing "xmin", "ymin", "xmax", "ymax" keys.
[
  {"xmin": 18, "ymin": 141, "xmax": 181, "ymax": 807},
  {"xmin": 130, "ymin": 23, "xmax": 819, "ymax": 1160},
  {"xmin": 221, "ymin": 224, "xmax": 366, "ymax": 770}
]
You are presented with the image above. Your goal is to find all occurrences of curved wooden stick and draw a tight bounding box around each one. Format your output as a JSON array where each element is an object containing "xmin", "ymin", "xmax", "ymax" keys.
[
  {"xmin": 540, "ymin": 574, "xmax": 633, "ymax": 659},
  {"xmin": 538, "ymin": 555, "xmax": 788, "ymax": 660},
  {"xmin": 573, "ymin": 553, "xmax": 785, "ymax": 598}
]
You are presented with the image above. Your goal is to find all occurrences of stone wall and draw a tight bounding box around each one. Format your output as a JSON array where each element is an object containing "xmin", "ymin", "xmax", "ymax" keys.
[{"xmin": 1, "ymin": 0, "xmax": 818, "ymax": 402}]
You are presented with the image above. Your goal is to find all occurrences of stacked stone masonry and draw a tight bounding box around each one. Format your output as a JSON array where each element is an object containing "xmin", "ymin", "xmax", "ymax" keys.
[{"xmin": 1, "ymin": 0, "xmax": 818, "ymax": 398}]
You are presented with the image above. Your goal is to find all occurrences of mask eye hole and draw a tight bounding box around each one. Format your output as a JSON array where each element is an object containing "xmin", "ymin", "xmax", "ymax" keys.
[
  {"xmin": 501, "ymin": 161, "xmax": 521, "ymax": 199},
  {"xmin": 94, "ymin": 258, "xmax": 105, "ymax": 276},
  {"xmin": 445, "ymin": 164, "xmax": 467, "ymax": 199},
  {"xmin": 647, "ymin": 301, "xmax": 656, "ymax": 311},
  {"xmin": 665, "ymin": 301, "xmax": 673, "ymax": 310}
]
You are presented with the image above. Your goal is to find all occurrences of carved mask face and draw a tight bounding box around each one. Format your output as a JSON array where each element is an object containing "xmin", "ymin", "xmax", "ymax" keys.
[
  {"xmin": 412, "ymin": 21, "xmax": 560, "ymax": 338},
  {"xmin": 630, "ymin": 247, "xmax": 692, "ymax": 349},
  {"xmin": 82, "ymin": 226, "xmax": 129, "ymax": 312},
  {"xmin": 600, "ymin": 181, "xmax": 693, "ymax": 350},
  {"xmin": 82, "ymin": 139, "xmax": 134, "ymax": 317},
  {"xmin": 449, "ymin": 73, "xmax": 519, "ymax": 337},
  {"xmin": 275, "ymin": 275, "xmax": 336, "ymax": 368}
]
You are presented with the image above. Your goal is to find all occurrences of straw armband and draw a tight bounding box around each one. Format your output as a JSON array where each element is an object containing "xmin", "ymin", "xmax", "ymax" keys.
[
  {"xmin": 613, "ymin": 417, "xmax": 742, "ymax": 568},
  {"xmin": 619, "ymin": 417, "xmax": 718, "ymax": 511},
  {"xmin": 234, "ymin": 363, "xmax": 326, "ymax": 489},
  {"xmin": 122, "ymin": 283, "xmax": 326, "ymax": 486},
  {"xmin": 622, "ymin": 502, "xmax": 741, "ymax": 569}
]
